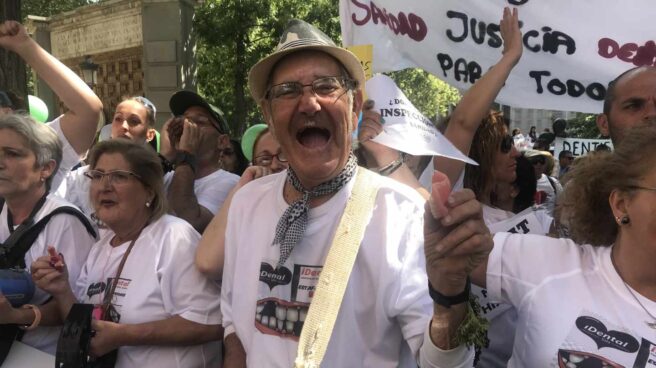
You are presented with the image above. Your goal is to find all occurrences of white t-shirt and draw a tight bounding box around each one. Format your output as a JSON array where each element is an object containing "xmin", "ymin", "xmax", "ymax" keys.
[
  {"xmin": 475, "ymin": 205, "xmax": 552, "ymax": 368},
  {"xmin": 488, "ymin": 233, "xmax": 656, "ymax": 367},
  {"xmin": 222, "ymin": 170, "xmax": 473, "ymax": 368},
  {"xmin": 1, "ymin": 194, "xmax": 96, "ymax": 354},
  {"xmin": 54, "ymin": 164, "xmax": 93, "ymax": 216},
  {"xmin": 163, "ymin": 168, "xmax": 238, "ymax": 215},
  {"xmin": 48, "ymin": 116, "xmax": 83, "ymax": 192},
  {"xmin": 75, "ymin": 215, "xmax": 222, "ymax": 368},
  {"xmin": 536, "ymin": 174, "xmax": 562, "ymax": 215}
]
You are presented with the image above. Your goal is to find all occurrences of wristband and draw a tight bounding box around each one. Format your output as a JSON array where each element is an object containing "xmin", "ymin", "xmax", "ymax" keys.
[
  {"xmin": 19, "ymin": 304, "xmax": 41, "ymax": 331},
  {"xmin": 175, "ymin": 151, "xmax": 197, "ymax": 174},
  {"xmin": 377, "ymin": 154, "xmax": 404, "ymax": 176},
  {"xmin": 428, "ymin": 277, "xmax": 471, "ymax": 308}
]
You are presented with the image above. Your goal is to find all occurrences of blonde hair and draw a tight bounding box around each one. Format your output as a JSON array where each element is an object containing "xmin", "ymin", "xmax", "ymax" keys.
[{"xmin": 557, "ymin": 124, "xmax": 656, "ymax": 246}]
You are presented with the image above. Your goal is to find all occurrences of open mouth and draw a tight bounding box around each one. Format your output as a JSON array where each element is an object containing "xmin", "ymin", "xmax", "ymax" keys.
[
  {"xmin": 254, "ymin": 298, "xmax": 309, "ymax": 340},
  {"xmin": 99, "ymin": 199, "xmax": 117, "ymax": 207},
  {"xmin": 296, "ymin": 127, "xmax": 331, "ymax": 149}
]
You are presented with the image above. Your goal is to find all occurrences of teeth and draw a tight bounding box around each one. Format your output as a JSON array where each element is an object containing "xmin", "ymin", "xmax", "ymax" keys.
[
  {"xmin": 268, "ymin": 317, "xmax": 277, "ymax": 329},
  {"xmin": 256, "ymin": 313, "xmax": 261, "ymax": 320},
  {"xmin": 305, "ymin": 120, "xmax": 316, "ymax": 127},
  {"xmin": 569, "ymin": 354, "xmax": 584, "ymax": 363},
  {"xmin": 256, "ymin": 304, "xmax": 264, "ymax": 313},
  {"xmin": 277, "ymin": 319, "xmax": 284, "ymax": 331},
  {"xmin": 287, "ymin": 308, "xmax": 298, "ymax": 322},
  {"xmin": 299, "ymin": 308, "xmax": 307, "ymax": 322},
  {"xmin": 276, "ymin": 306, "xmax": 286, "ymax": 320},
  {"xmin": 261, "ymin": 316, "xmax": 269, "ymax": 326},
  {"xmin": 286, "ymin": 321, "xmax": 294, "ymax": 332}
]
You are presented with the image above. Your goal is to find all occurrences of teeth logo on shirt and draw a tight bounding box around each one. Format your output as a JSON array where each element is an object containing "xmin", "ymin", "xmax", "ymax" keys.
[
  {"xmin": 576, "ymin": 316, "xmax": 639, "ymax": 353},
  {"xmin": 259, "ymin": 262, "xmax": 292, "ymax": 290}
]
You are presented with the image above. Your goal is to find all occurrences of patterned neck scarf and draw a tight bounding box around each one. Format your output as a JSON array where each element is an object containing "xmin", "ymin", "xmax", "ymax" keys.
[{"xmin": 273, "ymin": 153, "xmax": 358, "ymax": 268}]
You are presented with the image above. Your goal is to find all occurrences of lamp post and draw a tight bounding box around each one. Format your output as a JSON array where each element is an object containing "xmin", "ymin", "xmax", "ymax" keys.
[{"xmin": 79, "ymin": 55, "xmax": 99, "ymax": 88}]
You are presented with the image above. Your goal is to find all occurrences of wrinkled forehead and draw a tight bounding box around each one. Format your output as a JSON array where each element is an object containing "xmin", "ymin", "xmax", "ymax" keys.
[{"xmin": 269, "ymin": 50, "xmax": 346, "ymax": 84}]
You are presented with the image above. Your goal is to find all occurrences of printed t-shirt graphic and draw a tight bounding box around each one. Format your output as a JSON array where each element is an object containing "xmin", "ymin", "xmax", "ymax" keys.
[{"xmin": 256, "ymin": 261, "xmax": 322, "ymax": 340}]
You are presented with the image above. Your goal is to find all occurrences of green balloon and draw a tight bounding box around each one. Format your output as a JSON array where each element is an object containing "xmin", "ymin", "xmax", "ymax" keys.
[{"xmin": 28, "ymin": 95, "xmax": 49, "ymax": 123}]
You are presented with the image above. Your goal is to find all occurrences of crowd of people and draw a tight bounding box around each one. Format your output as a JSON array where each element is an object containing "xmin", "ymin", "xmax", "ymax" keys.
[{"xmin": 0, "ymin": 5, "xmax": 655, "ymax": 368}]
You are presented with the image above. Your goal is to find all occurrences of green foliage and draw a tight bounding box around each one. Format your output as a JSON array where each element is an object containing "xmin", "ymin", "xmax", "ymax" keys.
[
  {"xmin": 195, "ymin": 0, "xmax": 460, "ymax": 138},
  {"xmin": 22, "ymin": 0, "xmax": 92, "ymax": 18},
  {"xmin": 386, "ymin": 68, "xmax": 460, "ymax": 120},
  {"xmin": 566, "ymin": 113, "xmax": 603, "ymax": 138}
]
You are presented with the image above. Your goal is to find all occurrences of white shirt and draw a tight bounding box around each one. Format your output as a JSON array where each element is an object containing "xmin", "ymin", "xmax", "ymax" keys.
[
  {"xmin": 54, "ymin": 164, "xmax": 92, "ymax": 216},
  {"xmin": 48, "ymin": 116, "xmax": 83, "ymax": 192},
  {"xmin": 75, "ymin": 215, "xmax": 222, "ymax": 368},
  {"xmin": 488, "ymin": 233, "xmax": 656, "ymax": 367},
  {"xmin": 536, "ymin": 174, "xmax": 562, "ymax": 215},
  {"xmin": 1, "ymin": 194, "xmax": 96, "ymax": 354},
  {"xmin": 222, "ymin": 170, "xmax": 473, "ymax": 368},
  {"xmin": 163, "ymin": 168, "xmax": 238, "ymax": 215},
  {"xmin": 475, "ymin": 205, "xmax": 552, "ymax": 368}
]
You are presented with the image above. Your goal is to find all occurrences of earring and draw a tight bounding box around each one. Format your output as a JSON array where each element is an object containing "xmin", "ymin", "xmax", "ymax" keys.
[
  {"xmin": 40, "ymin": 177, "xmax": 45, "ymax": 182},
  {"xmin": 620, "ymin": 215, "xmax": 630, "ymax": 225},
  {"xmin": 145, "ymin": 201, "xmax": 151, "ymax": 208}
]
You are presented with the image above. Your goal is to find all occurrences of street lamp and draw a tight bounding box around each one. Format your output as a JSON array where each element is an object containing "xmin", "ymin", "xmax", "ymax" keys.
[{"xmin": 79, "ymin": 55, "xmax": 99, "ymax": 87}]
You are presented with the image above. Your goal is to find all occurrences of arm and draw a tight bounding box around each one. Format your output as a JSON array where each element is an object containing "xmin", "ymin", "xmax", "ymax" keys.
[
  {"xmin": 167, "ymin": 119, "xmax": 215, "ymax": 232},
  {"xmin": 358, "ymin": 103, "xmax": 430, "ymax": 199},
  {"xmin": 423, "ymin": 189, "xmax": 493, "ymax": 351},
  {"xmin": 196, "ymin": 166, "xmax": 272, "ymax": 278},
  {"xmin": 0, "ymin": 294, "xmax": 64, "ymax": 326},
  {"xmin": 223, "ymin": 332, "xmax": 247, "ymax": 368},
  {"xmin": 89, "ymin": 316, "xmax": 222, "ymax": 357},
  {"xmin": 0, "ymin": 21, "xmax": 102, "ymax": 154},
  {"xmin": 434, "ymin": 7, "xmax": 522, "ymax": 187}
]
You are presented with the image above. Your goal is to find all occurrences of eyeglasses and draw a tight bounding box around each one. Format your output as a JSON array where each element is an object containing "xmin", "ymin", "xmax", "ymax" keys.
[
  {"xmin": 265, "ymin": 76, "xmax": 357, "ymax": 101},
  {"xmin": 500, "ymin": 135, "xmax": 514, "ymax": 154},
  {"xmin": 84, "ymin": 170, "xmax": 141, "ymax": 185},
  {"xmin": 529, "ymin": 156, "xmax": 546, "ymax": 165},
  {"xmin": 253, "ymin": 152, "xmax": 288, "ymax": 167},
  {"xmin": 626, "ymin": 185, "xmax": 656, "ymax": 193}
]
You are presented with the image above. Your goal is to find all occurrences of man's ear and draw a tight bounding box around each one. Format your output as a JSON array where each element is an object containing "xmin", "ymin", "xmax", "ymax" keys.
[
  {"xmin": 146, "ymin": 128, "xmax": 156, "ymax": 143},
  {"xmin": 350, "ymin": 89, "xmax": 364, "ymax": 132},
  {"xmin": 596, "ymin": 113, "xmax": 610, "ymax": 137},
  {"xmin": 261, "ymin": 100, "xmax": 276, "ymax": 136}
]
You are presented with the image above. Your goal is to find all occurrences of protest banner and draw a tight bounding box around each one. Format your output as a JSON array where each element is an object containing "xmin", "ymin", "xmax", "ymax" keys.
[
  {"xmin": 554, "ymin": 137, "xmax": 613, "ymax": 159},
  {"xmin": 340, "ymin": 0, "xmax": 655, "ymax": 113},
  {"xmin": 365, "ymin": 74, "xmax": 476, "ymax": 164}
]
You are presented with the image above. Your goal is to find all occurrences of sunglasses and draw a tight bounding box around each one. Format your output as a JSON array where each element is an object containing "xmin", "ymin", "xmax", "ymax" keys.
[
  {"xmin": 500, "ymin": 135, "xmax": 514, "ymax": 154},
  {"xmin": 529, "ymin": 156, "xmax": 546, "ymax": 165}
]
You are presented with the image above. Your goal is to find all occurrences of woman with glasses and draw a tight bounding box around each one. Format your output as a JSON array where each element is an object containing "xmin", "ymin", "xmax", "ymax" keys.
[
  {"xmin": 0, "ymin": 114, "xmax": 96, "ymax": 355},
  {"xmin": 195, "ymin": 124, "xmax": 289, "ymax": 279},
  {"xmin": 32, "ymin": 139, "xmax": 222, "ymax": 367},
  {"xmin": 432, "ymin": 8, "xmax": 549, "ymax": 367}
]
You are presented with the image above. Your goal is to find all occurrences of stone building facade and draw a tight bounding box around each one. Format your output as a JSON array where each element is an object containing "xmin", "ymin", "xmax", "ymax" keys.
[{"xmin": 26, "ymin": 0, "xmax": 198, "ymax": 128}]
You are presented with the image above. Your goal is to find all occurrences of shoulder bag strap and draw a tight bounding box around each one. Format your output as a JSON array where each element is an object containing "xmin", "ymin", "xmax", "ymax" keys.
[{"xmin": 294, "ymin": 167, "xmax": 382, "ymax": 368}]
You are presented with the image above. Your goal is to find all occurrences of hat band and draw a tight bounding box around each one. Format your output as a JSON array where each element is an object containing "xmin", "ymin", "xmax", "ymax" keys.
[{"xmin": 278, "ymin": 38, "xmax": 332, "ymax": 51}]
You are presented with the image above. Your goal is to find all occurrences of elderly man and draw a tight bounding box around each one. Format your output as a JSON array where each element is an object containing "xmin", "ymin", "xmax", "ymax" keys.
[
  {"xmin": 164, "ymin": 91, "xmax": 239, "ymax": 232},
  {"xmin": 221, "ymin": 19, "xmax": 490, "ymax": 367},
  {"xmin": 596, "ymin": 66, "xmax": 656, "ymax": 144}
]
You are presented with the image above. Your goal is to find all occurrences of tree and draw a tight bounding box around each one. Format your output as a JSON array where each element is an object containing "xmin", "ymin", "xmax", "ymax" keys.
[
  {"xmin": 0, "ymin": 0, "xmax": 27, "ymax": 99},
  {"xmin": 565, "ymin": 113, "xmax": 604, "ymax": 138},
  {"xmin": 22, "ymin": 0, "xmax": 92, "ymax": 18},
  {"xmin": 194, "ymin": 0, "xmax": 460, "ymax": 137}
]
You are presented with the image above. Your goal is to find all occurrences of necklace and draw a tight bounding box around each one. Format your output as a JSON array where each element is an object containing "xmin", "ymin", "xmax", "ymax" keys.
[{"xmin": 611, "ymin": 248, "xmax": 656, "ymax": 329}]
